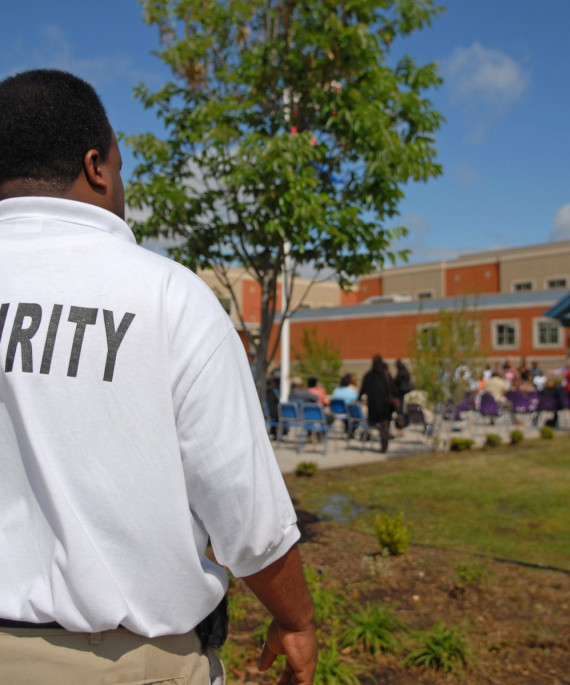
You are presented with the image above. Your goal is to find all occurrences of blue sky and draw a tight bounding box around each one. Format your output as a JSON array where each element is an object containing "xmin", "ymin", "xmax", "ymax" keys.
[{"xmin": 1, "ymin": 1, "xmax": 570, "ymax": 266}]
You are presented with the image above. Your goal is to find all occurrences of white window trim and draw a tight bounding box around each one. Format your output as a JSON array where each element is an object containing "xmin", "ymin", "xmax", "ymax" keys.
[
  {"xmin": 511, "ymin": 279, "xmax": 534, "ymax": 293},
  {"xmin": 491, "ymin": 319, "xmax": 519, "ymax": 350},
  {"xmin": 532, "ymin": 317, "xmax": 561, "ymax": 349},
  {"xmin": 544, "ymin": 275, "xmax": 568, "ymax": 290}
]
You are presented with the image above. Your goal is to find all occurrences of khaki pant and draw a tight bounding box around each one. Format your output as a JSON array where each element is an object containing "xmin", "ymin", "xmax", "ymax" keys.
[{"xmin": 0, "ymin": 624, "xmax": 225, "ymax": 685}]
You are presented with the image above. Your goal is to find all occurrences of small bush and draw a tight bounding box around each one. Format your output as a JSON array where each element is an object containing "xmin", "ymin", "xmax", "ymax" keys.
[
  {"xmin": 341, "ymin": 602, "xmax": 405, "ymax": 654},
  {"xmin": 485, "ymin": 433, "xmax": 502, "ymax": 448},
  {"xmin": 374, "ymin": 513, "xmax": 410, "ymax": 556},
  {"xmin": 540, "ymin": 425, "xmax": 555, "ymax": 439},
  {"xmin": 449, "ymin": 437, "xmax": 474, "ymax": 452},
  {"xmin": 403, "ymin": 621, "xmax": 470, "ymax": 673},
  {"xmin": 295, "ymin": 460, "xmax": 317, "ymax": 477},
  {"xmin": 454, "ymin": 560, "xmax": 488, "ymax": 588},
  {"xmin": 510, "ymin": 429, "xmax": 524, "ymax": 445}
]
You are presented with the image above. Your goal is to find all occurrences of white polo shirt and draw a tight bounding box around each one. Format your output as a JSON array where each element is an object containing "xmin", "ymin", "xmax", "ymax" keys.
[{"xmin": 0, "ymin": 197, "xmax": 299, "ymax": 637}]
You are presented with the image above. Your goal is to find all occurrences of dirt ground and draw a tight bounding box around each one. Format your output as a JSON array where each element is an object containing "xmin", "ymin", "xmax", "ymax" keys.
[{"xmin": 225, "ymin": 515, "xmax": 570, "ymax": 684}]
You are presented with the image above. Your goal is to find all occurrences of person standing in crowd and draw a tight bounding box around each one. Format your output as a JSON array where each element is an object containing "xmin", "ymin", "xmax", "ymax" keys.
[
  {"xmin": 0, "ymin": 69, "xmax": 317, "ymax": 685},
  {"xmin": 359, "ymin": 354, "xmax": 394, "ymax": 452},
  {"xmin": 393, "ymin": 359, "xmax": 411, "ymax": 431}
]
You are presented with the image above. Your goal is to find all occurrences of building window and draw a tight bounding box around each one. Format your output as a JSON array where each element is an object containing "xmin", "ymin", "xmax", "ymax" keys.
[
  {"xmin": 546, "ymin": 277, "xmax": 567, "ymax": 289},
  {"xmin": 533, "ymin": 319, "xmax": 561, "ymax": 348},
  {"xmin": 492, "ymin": 321, "xmax": 518, "ymax": 349},
  {"xmin": 513, "ymin": 281, "xmax": 532, "ymax": 292},
  {"xmin": 417, "ymin": 291, "xmax": 433, "ymax": 301},
  {"xmin": 416, "ymin": 324, "xmax": 441, "ymax": 350}
]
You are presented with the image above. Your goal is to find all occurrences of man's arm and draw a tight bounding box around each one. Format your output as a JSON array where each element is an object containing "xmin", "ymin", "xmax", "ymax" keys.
[{"xmin": 243, "ymin": 543, "xmax": 318, "ymax": 685}]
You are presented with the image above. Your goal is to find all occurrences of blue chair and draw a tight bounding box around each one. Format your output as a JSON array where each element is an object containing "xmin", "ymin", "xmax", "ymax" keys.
[
  {"xmin": 329, "ymin": 398, "xmax": 348, "ymax": 442},
  {"xmin": 299, "ymin": 403, "xmax": 332, "ymax": 454},
  {"xmin": 277, "ymin": 402, "xmax": 302, "ymax": 446},
  {"xmin": 346, "ymin": 402, "xmax": 370, "ymax": 450},
  {"xmin": 263, "ymin": 400, "xmax": 279, "ymax": 438}
]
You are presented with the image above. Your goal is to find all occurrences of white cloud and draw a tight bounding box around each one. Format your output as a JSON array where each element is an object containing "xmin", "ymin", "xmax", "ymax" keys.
[
  {"xmin": 442, "ymin": 42, "xmax": 530, "ymax": 143},
  {"xmin": 0, "ymin": 23, "xmax": 151, "ymax": 86},
  {"xmin": 550, "ymin": 204, "xmax": 570, "ymax": 241}
]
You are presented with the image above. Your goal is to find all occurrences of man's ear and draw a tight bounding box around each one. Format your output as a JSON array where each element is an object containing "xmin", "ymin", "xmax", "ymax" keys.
[{"xmin": 82, "ymin": 149, "xmax": 108, "ymax": 190}]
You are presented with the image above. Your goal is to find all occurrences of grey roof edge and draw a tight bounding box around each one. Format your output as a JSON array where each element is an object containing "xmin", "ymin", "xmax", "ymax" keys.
[{"xmin": 282, "ymin": 289, "xmax": 570, "ymax": 323}]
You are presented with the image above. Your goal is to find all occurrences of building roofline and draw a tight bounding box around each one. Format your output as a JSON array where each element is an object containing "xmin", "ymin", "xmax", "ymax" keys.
[{"xmin": 283, "ymin": 289, "xmax": 567, "ymax": 323}]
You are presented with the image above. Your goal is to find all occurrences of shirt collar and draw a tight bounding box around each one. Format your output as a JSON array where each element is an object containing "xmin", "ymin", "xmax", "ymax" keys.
[{"xmin": 0, "ymin": 196, "xmax": 136, "ymax": 244}]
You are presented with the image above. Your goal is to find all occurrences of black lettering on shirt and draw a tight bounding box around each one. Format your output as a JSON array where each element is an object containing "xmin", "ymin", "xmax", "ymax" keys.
[
  {"xmin": 40, "ymin": 304, "xmax": 63, "ymax": 375},
  {"xmin": 67, "ymin": 307, "xmax": 98, "ymax": 378},
  {"xmin": 103, "ymin": 310, "xmax": 135, "ymax": 382},
  {"xmin": 5, "ymin": 303, "xmax": 42, "ymax": 373}
]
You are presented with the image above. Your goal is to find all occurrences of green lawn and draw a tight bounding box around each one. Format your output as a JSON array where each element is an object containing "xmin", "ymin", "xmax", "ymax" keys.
[{"xmin": 284, "ymin": 435, "xmax": 570, "ymax": 570}]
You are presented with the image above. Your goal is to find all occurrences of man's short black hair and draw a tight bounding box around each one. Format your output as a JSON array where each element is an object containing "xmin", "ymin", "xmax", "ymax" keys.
[{"xmin": 0, "ymin": 69, "xmax": 112, "ymax": 190}]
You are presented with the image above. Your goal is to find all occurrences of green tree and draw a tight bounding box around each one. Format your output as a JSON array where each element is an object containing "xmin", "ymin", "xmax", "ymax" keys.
[
  {"xmin": 292, "ymin": 328, "xmax": 343, "ymax": 393},
  {"xmin": 125, "ymin": 0, "xmax": 445, "ymax": 400},
  {"xmin": 407, "ymin": 302, "xmax": 486, "ymax": 449}
]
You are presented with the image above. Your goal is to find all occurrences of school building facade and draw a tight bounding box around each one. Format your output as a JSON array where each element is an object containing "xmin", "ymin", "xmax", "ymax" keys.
[
  {"xmin": 193, "ymin": 238, "xmax": 570, "ymax": 377},
  {"xmin": 273, "ymin": 239, "xmax": 570, "ymax": 378}
]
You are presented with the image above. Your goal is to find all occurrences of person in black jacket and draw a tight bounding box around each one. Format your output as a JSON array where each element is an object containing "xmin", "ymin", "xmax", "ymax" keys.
[
  {"xmin": 359, "ymin": 355, "xmax": 394, "ymax": 452},
  {"xmin": 393, "ymin": 359, "xmax": 411, "ymax": 430}
]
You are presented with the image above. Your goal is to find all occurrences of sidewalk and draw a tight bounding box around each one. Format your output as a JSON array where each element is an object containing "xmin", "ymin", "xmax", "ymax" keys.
[{"xmin": 271, "ymin": 417, "xmax": 548, "ymax": 475}]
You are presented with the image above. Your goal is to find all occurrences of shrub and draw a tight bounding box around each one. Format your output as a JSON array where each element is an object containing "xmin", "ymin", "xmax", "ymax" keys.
[
  {"xmin": 374, "ymin": 513, "xmax": 410, "ymax": 556},
  {"xmin": 449, "ymin": 437, "xmax": 474, "ymax": 452},
  {"xmin": 454, "ymin": 560, "xmax": 488, "ymax": 588},
  {"xmin": 295, "ymin": 461, "xmax": 317, "ymax": 477},
  {"xmin": 341, "ymin": 602, "xmax": 405, "ymax": 654},
  {"xmin": 540, "ymin": 425, "xmax": 555, "ymax": 439},
  {"xmin": 485, "ymin": 433, "xmax": 502, "ymax": 448},
  {"xmin": 403, "ymin": 621, "xmax": 470, "ymax": 673},
  {"xmin": 510, "ymin": 429, "xmax": 524, "ymax": 445}
]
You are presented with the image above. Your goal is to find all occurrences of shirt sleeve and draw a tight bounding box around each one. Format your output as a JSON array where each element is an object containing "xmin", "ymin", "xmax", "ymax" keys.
[{"xmin": 175, "ymin": 328, "xmax": 300, "ymax": 578}]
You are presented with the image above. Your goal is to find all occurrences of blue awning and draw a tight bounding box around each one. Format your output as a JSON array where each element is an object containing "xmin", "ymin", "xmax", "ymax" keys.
[{"xmin": 544, "ymin": 291, "xmax": 570, "ymax": 326}]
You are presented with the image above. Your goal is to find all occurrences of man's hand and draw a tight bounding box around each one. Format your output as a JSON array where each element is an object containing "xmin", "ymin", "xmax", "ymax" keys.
[
  {"xmin": 243, "ymin": 544, "xmax": 318, "ymax": 684},
  {"xmin": 259, "ymin": 618, "xmax": 318, "ymax": 685}
]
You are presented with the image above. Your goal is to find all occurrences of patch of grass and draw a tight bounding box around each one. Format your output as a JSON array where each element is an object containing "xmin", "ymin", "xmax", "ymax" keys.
[
  {"xmin": 304, "ymin": 566, "xmax": 345, "ymax": 623},
  {"xmin": 454, "ymin": 559, "xmax": 489, "ymax": 587},
  {"xmin": 402, "ymin": 621, "xmax": 470, "ymax": 673},
  {"xmin": 341, "ymin": 602, "xmax": 405, "ymax": 654},
  {"xmin": 284, "ymin": 437, "xmax": 570, "ymax": 569},
  {"xmin": 314, "ymin": 637, "xmax": 360, "ymax": 685}
]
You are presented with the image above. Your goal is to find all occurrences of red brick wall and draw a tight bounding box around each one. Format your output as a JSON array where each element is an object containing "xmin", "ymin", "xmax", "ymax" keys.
[
  {"xmin": 356, "ymin": 276, "xmax": 383, "ymax": 302},
  {"xmin": 445, "ymin": 263, "xmax": 499, "ymax": 296}
]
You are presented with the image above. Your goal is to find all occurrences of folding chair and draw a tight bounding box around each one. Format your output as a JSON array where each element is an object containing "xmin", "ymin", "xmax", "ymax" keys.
[
  {"xmin": 299, "ymin": 403, "xmax": 332, "ymax": 454},
  {"xmin": 263, "ymin": 400, "xmax": 279, "ymax": 438},
  {"xmin": 346, "ymin": 402, "xmax": 370, "ymax": 451},
  {"xmin": 329, "ymin": 398, "xmax": 348, "ymax": 442},
  {"xmin": 277, "ymin": 402, "xmax": 302, "ymax": 446}
]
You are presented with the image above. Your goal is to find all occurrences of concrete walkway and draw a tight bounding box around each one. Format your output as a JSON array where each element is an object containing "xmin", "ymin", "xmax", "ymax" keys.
[{"xmin": 271, "ymin": 415, "xmax": 555, "ymax": 474}]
